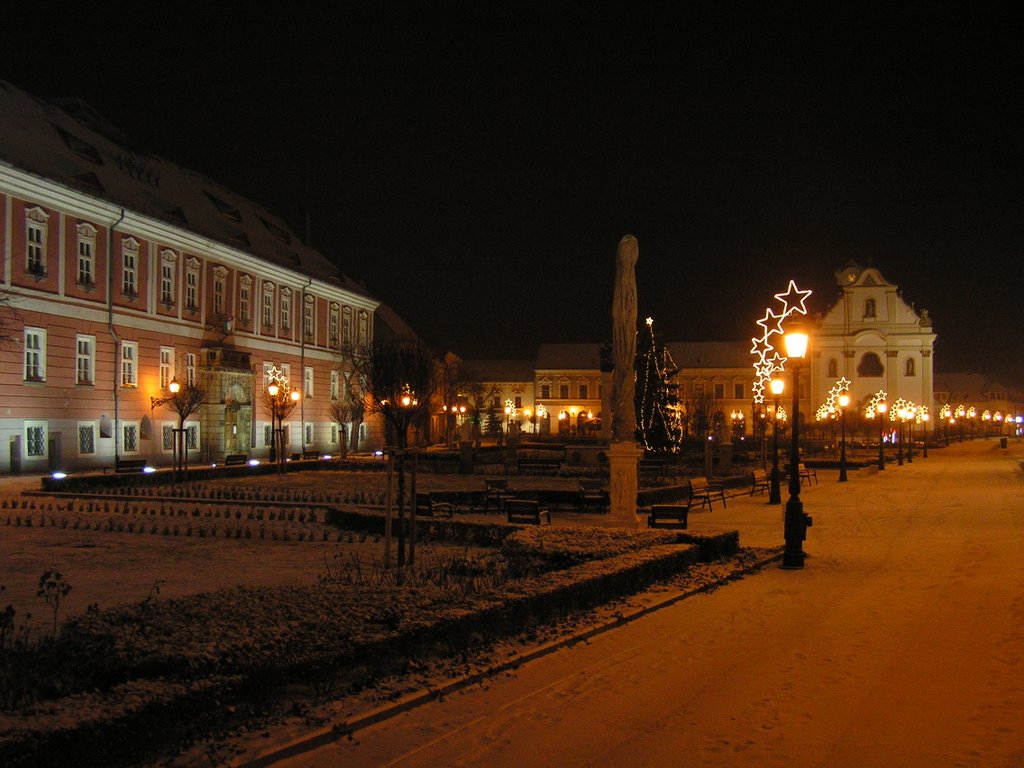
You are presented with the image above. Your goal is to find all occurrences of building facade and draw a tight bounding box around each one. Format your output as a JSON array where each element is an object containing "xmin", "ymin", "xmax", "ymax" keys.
[{"xmin": 0, "ymin": 82, "xmax": 379, "ymax": 474}]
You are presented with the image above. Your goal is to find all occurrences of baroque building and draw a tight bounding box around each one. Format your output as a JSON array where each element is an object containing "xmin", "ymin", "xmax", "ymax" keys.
[
  {"xmin": 0, "ymin": 82, "xmax": 379, "ymax": 473},
  {"xmin": 812, "ymin": 264, "xmax": 936, "ymax": 413}
]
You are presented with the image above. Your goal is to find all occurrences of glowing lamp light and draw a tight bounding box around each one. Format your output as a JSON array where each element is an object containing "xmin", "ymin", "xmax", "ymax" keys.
[
  {"xmin": 290, "ymin": 390, "xmax": 301, "ymax": 403},
  {"xmin": 770, "ymin": 378, "xmax": 785, "ymax": 397},
  {"xmin": 248, "ymin": 459, "xmax": 260, "ymax": 466},
  {"xmin": 142, "ymin": 466, "xmax": 156, "ymax": 474},
  {"xmin": 267, "ymin": 382, "xmax": 280, "ymax": 397},
  {"xmin": 838, "ymin": 392, "xmax": 850, "ymax": 409},
  {"xmin": 783, "ymin": 324, "xmax": 809, "ymax": 359},
  {"xmin": 51, "ymin": 471, "xmax": 67, "ymax": 480},
  {"xmin": 168, "ymin": 377, "xmax": 181, "ymax": 394}
]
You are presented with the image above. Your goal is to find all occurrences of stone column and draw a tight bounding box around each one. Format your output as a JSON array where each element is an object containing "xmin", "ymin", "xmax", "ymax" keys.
[
  {"xmin": 609, "ymin": 235, "xmax": 640, "ymax": 528},
  {"xmin": 609, "ymin": 441, "xmax": 642, "ymax": 525}
]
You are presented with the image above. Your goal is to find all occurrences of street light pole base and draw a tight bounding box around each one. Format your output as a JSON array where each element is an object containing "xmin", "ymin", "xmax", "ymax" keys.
[{"xmin": 780, "ymin": 550, "xmax": 806, "ymax": 569}]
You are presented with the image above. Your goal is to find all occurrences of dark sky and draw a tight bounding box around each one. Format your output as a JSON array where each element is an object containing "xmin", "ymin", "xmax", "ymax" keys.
[{"xmin": 4, "ymin": 6, "xmax": 1023, "ymax": 381}]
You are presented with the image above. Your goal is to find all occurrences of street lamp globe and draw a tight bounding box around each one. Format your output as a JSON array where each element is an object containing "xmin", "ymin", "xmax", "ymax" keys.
[
  {"xmin": 168, "ymin": 377, "xmax": 181, "ymax": 394},
  {"xmin": 267, "ymin": 382, "xmax": 280, "ymax": 397}
]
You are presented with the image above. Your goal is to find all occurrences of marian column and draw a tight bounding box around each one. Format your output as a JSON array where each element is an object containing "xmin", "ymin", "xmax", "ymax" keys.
[{"xmin": 609, "ymin": 235, "xmax": 641, "ymax": 527}]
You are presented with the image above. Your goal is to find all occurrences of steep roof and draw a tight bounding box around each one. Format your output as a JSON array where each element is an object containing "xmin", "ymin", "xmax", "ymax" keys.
[
  {"xmin": 666, "ymin": 341, "xmax": 750, "ymax": 369},
  {"xmin": 0, "ymin": 80, "xmax": 372, "ymax": 298},
  {"xmin": 458, "ymin": 359, "xmax": 535, "ymax": 382},
  {"xmin": 535, "ymin": 343, "xmax": 603, "ymax": 370}
]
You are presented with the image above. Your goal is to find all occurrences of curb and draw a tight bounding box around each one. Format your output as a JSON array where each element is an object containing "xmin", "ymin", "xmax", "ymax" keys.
[{"xmin": 234, "ymin": 550, "xmax": 783, "ymax": 768}]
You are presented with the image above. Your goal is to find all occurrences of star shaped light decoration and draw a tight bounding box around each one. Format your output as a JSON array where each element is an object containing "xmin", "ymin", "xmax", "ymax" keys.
[
  {"xmin": 865, "ymin": 390, "xmax": 887, "ymax": 418},
  {"xmin": 822, "ymin": 376, "xmax": 852, "ymax": 411},
  {"xmin": 751, "ymin": 280, "xmax": 813, "ymax": 404}
]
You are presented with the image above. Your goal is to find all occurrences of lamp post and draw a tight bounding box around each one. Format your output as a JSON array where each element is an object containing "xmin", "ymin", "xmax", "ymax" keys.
[
  {"xmin": 768, "ymin": 378, "xmax": 784, "ymax": 505},
  {"xmin": 838, "ymin": 391, "xmax": 849, "ymax": 482},
  {"xmin": 782, "ymin": 324, "xmax": 811, "ymax": 569},
  {"xmin": 896, "ymin": 405, "xmax": 907, "ymax": 466},
  {"xmin": 876, "ymin": 400, "xmax": 887, "ymax": 470},
  {"xmin": 921, "ymin": 410, "xmax": 929, "ymax": 457},
  {"xmin": 906, "ymin": 405, "xmax": 915, "ymax": 463},
  {"xmin": 267, "ymin": 377, "xmax": 300, "ymax": 473},
  {"xmin": 151, "ymin": 377, "xmax": 182, "ymax": 476}
]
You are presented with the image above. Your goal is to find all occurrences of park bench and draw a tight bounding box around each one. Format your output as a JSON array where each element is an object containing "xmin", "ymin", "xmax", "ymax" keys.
[
  {"xmin": 517, "ymin": 457, "xmax": 562, "ymax": 475},
  {"xmin": 223, "ymin": 453, "xmax": 249, "ymax": 466},
  {"xmin": 689, "ymin": 476, "xmax": 726, "ymax": 509},
  {"xmin": 647, "ymin": 503, "xmax": 690, "ymax": 529},
  {"xmin": 798, "ymin": 463, "xmax": 817, "ymax": 486},
  {"xmin": 750, "ymin": 468, "xmax": 770, "ymax": 496},
  {"xmin": 114, "ymin": 458, "xmax": 148, "ymax": 473},
  {"xmin": 484, "ymin": 479, "xmax": 514, "ymax": 512},
  {"xmin": 577, "ymin": 479, "xmax": 609, "ymax": 514},
  {"xmin": 505, "ymin": 498, "xmax": 551, "ymax": 525},
  {"xmin": 415, "ymin": 491, "xmax": 454, "ymax": 518}
]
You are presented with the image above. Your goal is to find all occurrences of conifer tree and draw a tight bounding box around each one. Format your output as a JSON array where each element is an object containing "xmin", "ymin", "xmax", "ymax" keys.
[{"xmin": 635, "ymin": 318, "xmax": 683, "ymax": 451}]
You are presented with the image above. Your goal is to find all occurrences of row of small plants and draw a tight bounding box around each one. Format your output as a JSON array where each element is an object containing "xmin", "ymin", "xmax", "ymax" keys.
[
  {"xmin": 4, "ymin": 515, "xmax": 339, "ymax": 541},
  {"xmin": 45, "ymin": 482, "xmax": 378, "ymax": 505}
]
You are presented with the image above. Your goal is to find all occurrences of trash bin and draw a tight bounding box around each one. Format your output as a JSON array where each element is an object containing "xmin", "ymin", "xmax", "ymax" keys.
[{"xmin": 1000, "ymin": 437, "xmax": 1008, "ymax": 449}]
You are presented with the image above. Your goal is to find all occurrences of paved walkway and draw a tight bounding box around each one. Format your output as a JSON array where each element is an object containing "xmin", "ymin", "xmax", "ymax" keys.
[{"xmin": 271, "ymin": 439, "xmax": 1024, "ymax": 768}]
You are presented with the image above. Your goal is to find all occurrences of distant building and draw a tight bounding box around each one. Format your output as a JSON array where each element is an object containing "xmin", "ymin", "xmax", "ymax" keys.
[{"xmin": 0, "ymin": 81, "xmax": 380, "ymax": 473}]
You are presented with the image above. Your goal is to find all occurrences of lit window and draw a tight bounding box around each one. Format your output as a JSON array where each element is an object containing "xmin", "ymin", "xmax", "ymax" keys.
[
  {"xmin": 160, "ymin": 250, "xmax": 177, "ymax": 306},
  {"xmin": 304, "ymin": 366, "xmax": 314, "ymax": 398},
  {"xmin": 185, "ymin": 353, "xmax": 196, "ymax": 386},
  {"xmin": 303, "ymin": 296, "xmax": 315, "ymax": 338},
  {"xmin": 330, "ymin": 370, "xmax": 339, "ymax": 400}
]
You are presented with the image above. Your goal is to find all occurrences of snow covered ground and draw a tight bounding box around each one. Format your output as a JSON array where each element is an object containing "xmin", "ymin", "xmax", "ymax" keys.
[{"xmin": 253, "ymin": 438, "xmax": 1024, "ymax": 768}]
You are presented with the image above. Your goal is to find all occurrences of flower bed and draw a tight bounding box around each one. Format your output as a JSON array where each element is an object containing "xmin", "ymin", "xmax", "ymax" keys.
[{"xmin": 0, "ymin": 523, "xmax": 735, "ymax": 767}]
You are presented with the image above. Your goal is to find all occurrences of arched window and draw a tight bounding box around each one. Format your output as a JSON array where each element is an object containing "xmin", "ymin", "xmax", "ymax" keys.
[
  {"xmin": 857, "ymin": 352, "xmax": 884, "ymax": 377},
  {"xmin": 827, "ymin": 358, "xmax": 838, "ymax": 377},
  {"xmin": 864, "ymin": 298, "xmax": 876, "ymax": 318},
  {"xmin": 905, "ymin": 358, "xmax": 916, "ymax": 376}
]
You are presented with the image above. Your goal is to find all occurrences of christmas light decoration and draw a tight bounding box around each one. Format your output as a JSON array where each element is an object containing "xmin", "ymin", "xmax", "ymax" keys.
[{"xmin": 751, "ymin": 280, "xmax": 813, "ymax": 405}]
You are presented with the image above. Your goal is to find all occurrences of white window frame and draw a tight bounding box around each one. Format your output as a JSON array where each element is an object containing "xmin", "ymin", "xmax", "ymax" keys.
[
  {"xmin": 159, "ymin": 347, "xmax": 174, "ymax": 389},
  {"xmin": 280, "ymin": 288, "xmax": 292, "ymax": 332},
  {"xmin": 329, "ymin": 304, "xmax": 339, "ymax": 345},
  {"xmin": 330, "ymin": 370, "xmax": 340, "ymax": 400},
  {"xmin": 213, "ymin": 266, "xmax": 227, "ymax": 316},
  {"xmin": 303, "ymin": 295, "xmax": 315, "ymax": 339},
  {"xmin": 304, "ymin": 366, "xmax": 314, "ymax": 399},
  {"xmin": 76, "ymin": 334, "xmax": 95, "ymax": 385},
  {"xmin": 25, "ymin": 206, "xmax": 48, "ymax": 276},
  {"xmin": 262, "ymin": 284, "xmax": 275, "ymax": 329},
  {"xmin": 185, "ymin": 258, "xmax": 200, "ymax": 312},
  {"xmin": 77, "ymin": 222, "xmax": 96, "ymax": 287},
  {"xmin": 77, "ymin": 421, "xmax": 96, "ymax": 455},
  {"xmin": 122, "ymin": 421, "xmax": 140, "ymax": 454},
  {"xmin": 25, "ymin": 421, "xmax": 47, "ymax": 458},
  {"xmin": 122, "ymin": 237, "xmax": 139, "ymax": 297},
  {"xmin": 185, "ymin": 352, "xmax": 197, "ymax": 386},
  {"xmin": 121, "ymin": 341, "xmax": 138, "ymax": 387},
  {"xmin": 305, "ymin": 423, "xmax": 314, "ymax": 446},
  {"xmin": 263, "ymin": 423, "xmax": 274, "ymax": 447},
  {"xmin": 280, "ymin": 363, "xmax": 291, "ymax": 385},
  {"xmin": 263, "ymin": 361, "xmax": 275, "ymax": 390},
  {"xmin": 185, "ymin": 422, "xmax": 199, "ymax": 450},
  {"xmin": 24, "ymin": 327, "xmax": 46, "ymax": 382},
  {"xmin": 357, "ymin": 310, "xmax": 368, "ymax": 346},
  {"xmin": 239, "ymin": 275, "xmax": 252, "ymax": 323},
  {"xmin": 162, "ymin": 423, "xmax": 175, "ymax": 452},
  {"xmin": 342, "ymin": 306, "xmax": 352, "ymax": 345},
  {"xmin": 160, "ymin": 249, "xmax": 177, "ymax": 306}
]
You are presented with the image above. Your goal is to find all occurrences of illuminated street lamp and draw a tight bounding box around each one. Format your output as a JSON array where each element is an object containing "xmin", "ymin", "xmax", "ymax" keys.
[
  {"xmin": 876, "ymin": 400, "xmax": 887, "ymax": 470},
  {"xmin": 266, "ymin": 373, "xmax": 301, "ymax": 472},
  {"xmin": 768, "ymin": 377, "xmax": 784, "ymax": 505},
  {"xmin": 895, "ymin": 404, "xmax": 910, "ymax": 466},
  {"xmin": 781, "ymin": 323, "xmax": 812, "ymax": 569},
  {"xmin": 837, "ymin": 391, "xmax": 850, "ymax": 482},
  {"xmin": 919, "ymin": 407, "xmax": 930, "ymax": 458}
]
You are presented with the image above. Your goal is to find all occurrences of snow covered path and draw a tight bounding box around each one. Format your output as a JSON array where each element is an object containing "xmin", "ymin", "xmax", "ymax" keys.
[{"xmin": 279, "ymin": 440, "xmax": 1024, "ymax": 768}]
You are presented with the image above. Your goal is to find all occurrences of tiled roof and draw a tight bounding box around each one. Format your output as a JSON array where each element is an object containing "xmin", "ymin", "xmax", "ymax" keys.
[{"xmin": 0, "ymin": 80, "xmax": 372, "ymax": 298}]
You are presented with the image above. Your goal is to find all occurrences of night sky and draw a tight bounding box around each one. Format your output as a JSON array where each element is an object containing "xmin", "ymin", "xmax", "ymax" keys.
[{"xmin": 3, "ymin": 6, "xmax": 1022, "ymax": 381}]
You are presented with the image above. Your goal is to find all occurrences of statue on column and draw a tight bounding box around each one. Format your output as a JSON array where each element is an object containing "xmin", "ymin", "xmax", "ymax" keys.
[
  {"xmin": 611, "ymin": 235, "xmax": 638, "ymax": 443},
  {"xmin": 608, "ymin": 235, "xmax": 641, "ymax": 527}
]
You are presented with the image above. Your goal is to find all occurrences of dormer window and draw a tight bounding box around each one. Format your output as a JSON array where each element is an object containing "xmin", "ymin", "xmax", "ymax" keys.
[
  {"xmin": 55, "ymin": 125, "xmax": 103, "ymax": 165},
  {"xmin": 204, "ymin": 191, "xmax": 242, "ymax": 222}
]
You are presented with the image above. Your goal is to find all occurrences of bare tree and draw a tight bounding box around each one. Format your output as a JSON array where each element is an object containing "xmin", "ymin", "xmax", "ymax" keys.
[
  {"xmin": 153, "ymin": 381, "xmax": 208, "ymax": 478},
  {"xmin": 326, "ymin": 384, "xmax": 364, "ymax": 460},
  {"xmin": 353, "ymin": 337, "xmax": 437, "ymax": 567}
]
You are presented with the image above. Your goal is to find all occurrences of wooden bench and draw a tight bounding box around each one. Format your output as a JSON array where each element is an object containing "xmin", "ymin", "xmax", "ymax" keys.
[
  {"xmin": 798, "ymin": 463, "xmax": 817, "ymax": 486},
  {"xmin": 505, "ymin": 498, "xmax": 551, "ymax": 525},
  {"xmin": 647, "ymin": 503, "xmax": 690, "ymax": 529},
  {"xmin": 415, "ymin": 492, "xmax": 454, "ymax": 518},
  {"xmin": 484, "ymin": 479, "xmax": 513, "ymax": 512},
  {"xmin": 689, "ymin": 476, "xmax": 726, "ymax": 509},
  {"xmin": 750, "ymin": 468, "xmax": 770, "ymax": 496},
  {"xmin": 224, "ymin": 453, "xmax": 249, "ymax": 466},
  {"xmin": 577, "ymin": 479, "xmax": 609, "ymax": 514},
  {"xmin": 517, "ymin": 457, "xmax": 562, "ymax": 475},
  {"xmin": 115, "ymin": 458, "xmax": 148, "ymax": 473}
]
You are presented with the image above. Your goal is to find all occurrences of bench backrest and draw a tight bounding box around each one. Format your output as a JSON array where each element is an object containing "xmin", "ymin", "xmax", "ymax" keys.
[
  {"xmin": 506, "ymin": 499, "xmax": 539, "ymax": 515},
  {"xmin": 651, "ymin": 504, "xmax": 688, "ymax": 518},
  {"xmin": 689, "ymin": 477, "xmax": 710, "ymax": 491}
]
